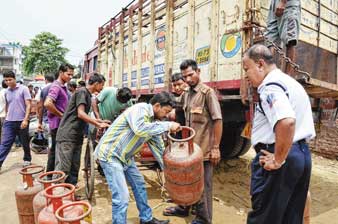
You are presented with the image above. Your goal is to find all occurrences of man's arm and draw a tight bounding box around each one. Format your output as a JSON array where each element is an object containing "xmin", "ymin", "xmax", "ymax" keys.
[
  {"xmin": 77, "ymin": 104, "xmax": 109, "ymax": 128},
  {"xmin": 37, "ymin": 98, "xmax": 44, "ymax": 130},
  {"xmin": 260, "ymin": 117, "xmax": 295, "ymax": 170},
  {"xmin": 44, "ymin": 97, "xmax": 63, "ymax": 117},
  {"xmin": 205, "ymin": 89, "xmax": 223, "ymax": 165},
  {"xmin": 274, "ymin": 117, "xmax": 295, "ymax": 163},
  {"xmin": 91, "ymin": 97, "xmax": 101, "ymax": 119},
  {"xmin": 210, "ymin": 119, "xmax": 223, "ymax": 165},
  {"xmin": 21, "ymin": 99, "xmax": 31, "ymax": 129},
  {"xmin": 259, "ymin": 85, "xmax": 296, "ymax": 170},
  {"xmin": 126, "ymin": 106, "xmax": 175, "ymax": 138}
]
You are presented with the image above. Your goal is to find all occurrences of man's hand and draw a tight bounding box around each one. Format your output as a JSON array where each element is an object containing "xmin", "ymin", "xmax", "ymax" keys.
[
  {"xmin": 37, "ymin": 123, "xmax": 43, "ymax": 132},
  {"xmin": 275, "ymin": 1, "xmax": 286, "ymax": 17},
  {"xmin": 97, "ymin": 122, "xmax": 110, "ymax": 129},
  {"xmin": 20, "ymin": 119, "xmax": 29, "ymax": 129},
  {"xmin": 210, "ymin": 146, "xmax": 221, "ymax": 166},
  {"xmin": 98, "ymin": 119, "xmax": 112, "ymax": 125},
  {"xmin": 259, "ymin": 150, "xmax": 284, "ymax": 171},
  {"xmin": 169, "ymin": 122, "xmax": 181, "ymax": 133}
]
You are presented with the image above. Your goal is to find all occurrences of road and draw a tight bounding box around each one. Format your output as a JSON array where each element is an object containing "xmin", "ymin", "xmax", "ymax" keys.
[{"xmin": 1, "ymin": 145, "xmax": 338, "ymax": 223}]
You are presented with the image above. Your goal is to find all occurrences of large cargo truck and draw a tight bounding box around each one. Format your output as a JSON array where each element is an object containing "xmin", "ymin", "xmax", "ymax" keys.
[{"xmin": 94, "ymin": 0, "xmax": 338, "ymax": 158}]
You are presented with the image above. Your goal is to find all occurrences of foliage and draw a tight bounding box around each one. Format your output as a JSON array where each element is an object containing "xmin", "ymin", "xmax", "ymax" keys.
[{"xmin": 22, "ymin": 32, "xmax": 69, "ymax": 76}]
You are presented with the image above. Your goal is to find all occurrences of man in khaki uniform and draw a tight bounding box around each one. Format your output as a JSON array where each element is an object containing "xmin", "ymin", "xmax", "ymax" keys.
[{"xmin": 181, "ymin": 59, "xmax": 223, "ymax": 224}]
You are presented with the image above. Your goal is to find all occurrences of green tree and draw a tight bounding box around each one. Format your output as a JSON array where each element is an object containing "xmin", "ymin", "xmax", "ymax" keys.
[{"xmin": 22, "ymin": 32, "xmax": 69, "ymax": 76}]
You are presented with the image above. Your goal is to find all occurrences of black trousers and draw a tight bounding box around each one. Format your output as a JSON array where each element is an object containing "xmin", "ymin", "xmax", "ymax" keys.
[
  {"xmin": 247, "ymin": 141, "xmax": 311, "ymax": 224},
  {"xmin": 194, "ymin": 161, "xmax": 213, "ymax": 224},
  {"xmin": 54, "ymin": 141, "xmax": 83, "ymax": 185}
]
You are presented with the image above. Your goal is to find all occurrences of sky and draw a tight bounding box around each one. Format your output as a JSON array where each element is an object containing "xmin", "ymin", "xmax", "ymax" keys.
[{"xmin": 0, "ymin": 0, "xmax": 132, "ymax": 65}]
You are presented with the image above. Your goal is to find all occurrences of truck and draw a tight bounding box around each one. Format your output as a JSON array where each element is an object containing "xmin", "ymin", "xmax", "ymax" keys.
[{"xmin": 91, "ymin": 0, "xmax": 338, "ymax": 158}]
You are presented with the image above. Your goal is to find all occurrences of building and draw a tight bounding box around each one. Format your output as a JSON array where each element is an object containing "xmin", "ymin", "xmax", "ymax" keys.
[
  {"xmin": 0, "ymin": 42, "xmax": 23, "ymax": 78},
  {"xmin": 82, "ymin": 41, "xmax": 98, "ymax": 82}
]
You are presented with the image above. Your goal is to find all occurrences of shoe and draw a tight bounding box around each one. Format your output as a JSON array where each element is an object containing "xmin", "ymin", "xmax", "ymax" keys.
[
  {"xmin": 74, "ymin": 194, "xmax": 84, "ymax": 201},
  {"xmin": 140, "ymin": 217, "xmax": 169, "ymax": 224},
  {"xmin": 23, "ymin": 161, "xmax": 31, "ymax": 167},
  {"xmin": 163, "ymin": 206, "xmax": 189, "ymax": 217},
  {"xmin": 191, "ymin": 219, "xmax": 205, "ymax": 224}
]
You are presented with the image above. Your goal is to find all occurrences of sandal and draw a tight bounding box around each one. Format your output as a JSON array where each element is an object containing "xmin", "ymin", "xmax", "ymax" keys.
[{"xmin": 163, "ymin": 206, "xmax": 189, "ymax": 217}]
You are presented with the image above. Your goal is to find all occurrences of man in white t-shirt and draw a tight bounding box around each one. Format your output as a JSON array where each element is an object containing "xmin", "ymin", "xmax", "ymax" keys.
[
  {"xmin": 243, "ymin": 44, "xmax": 315, "ymax": 224},
  {"xmin": 0, "ymin": 80, "xmax": 8, "ymax": 141}
]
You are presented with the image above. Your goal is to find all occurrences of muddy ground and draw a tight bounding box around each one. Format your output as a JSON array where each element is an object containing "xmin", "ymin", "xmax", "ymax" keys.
[{"xmin": 1, "ymin": 145, "xmax": 338, "ymax": 224}]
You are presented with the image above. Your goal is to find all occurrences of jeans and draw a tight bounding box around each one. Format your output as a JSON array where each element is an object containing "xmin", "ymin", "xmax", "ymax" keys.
[
  {"xmin": 0, "ymin": 120, "xmax": 31, "ymax": 167},
  {"xmin": 46, "ymin": 128, "xmax": 57, "ymax": 173},
  {"xmin": 99, "ymin": 158, "xmax": 152, "ymax": 224}
]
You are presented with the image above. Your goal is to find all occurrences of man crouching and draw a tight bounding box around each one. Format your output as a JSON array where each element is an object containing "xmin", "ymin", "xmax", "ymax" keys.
[{"xmin": 95, "ymin": 91, "xmax": 180, "ymax": 224}]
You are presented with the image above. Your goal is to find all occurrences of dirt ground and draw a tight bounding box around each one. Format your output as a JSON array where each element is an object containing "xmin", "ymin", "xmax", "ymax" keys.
[{"xmin": 1, "ymin": 145, "xmax": 338, "ymax": 224}]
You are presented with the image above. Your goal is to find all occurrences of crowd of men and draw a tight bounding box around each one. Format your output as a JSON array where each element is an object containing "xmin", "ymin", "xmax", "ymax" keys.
[{"xmin": 0, "ymin": 0, "xmax": 315, "ymax": 223}]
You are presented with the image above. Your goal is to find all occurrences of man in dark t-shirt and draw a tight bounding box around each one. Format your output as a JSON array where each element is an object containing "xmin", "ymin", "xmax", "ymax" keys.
[{"xmin": 55, "ymin": 73, "xmax": 110, "ymax": 186}]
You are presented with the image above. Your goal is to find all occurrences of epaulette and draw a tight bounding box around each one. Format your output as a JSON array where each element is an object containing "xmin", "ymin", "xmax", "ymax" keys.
[{"xmin": 201, "ymin": 84, "xmax": 211, "ymax": 94}]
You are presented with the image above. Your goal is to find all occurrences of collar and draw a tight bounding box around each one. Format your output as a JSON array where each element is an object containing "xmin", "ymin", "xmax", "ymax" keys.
[
  {"xmin": 84, "ymin": 87, "xmax": 91, "ymax": 95},
  {"xmin": 190, "ymin": 81, "xmax": 203, "ymax": 93},
  {"xmin": 9, "ymin": 83, "xmax": 20, "ymax": 91},
  {"xmin": 55, "ymin": 80, "xmax": 66, "ymax": 87},
  {"xmin": 257, "ymin": 68, "xmax": 281, "ymax": 93},
  {"xmin": 147, "ymin": 103, "xmax": 154, "ymax": 118}
]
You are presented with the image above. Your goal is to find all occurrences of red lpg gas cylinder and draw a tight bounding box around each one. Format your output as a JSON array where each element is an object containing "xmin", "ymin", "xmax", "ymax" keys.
[
  {"xmin": 163, "ymin": 126, "xmax": 204, "ymax": 206},
  {"xmin": 15, "ymin": 165, "xmax": 45, "ymax": 224},
  {"xmin": 38, "ymin": 183, "xmax": 82, "ymax": 224},
  {"xmin": 33, "ymin": 171, "xmax": 66, "ymax": 224},
  {"xmin": 139, "ymin": 143, "xmax": 155, "ymax": 161},
  {"xmin": 55, "ymin": 201, "xmax": 92, "ymax": 224}
]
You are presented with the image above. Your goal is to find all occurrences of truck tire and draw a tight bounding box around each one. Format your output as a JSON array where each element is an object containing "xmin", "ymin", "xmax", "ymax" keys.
[
  {"xmin": 220, "ymin": 122, "xmax": 251, "ymax": 158},
  {"xmin": 238, "ymin": 138, "xmax": 251, "ymax": 156}
]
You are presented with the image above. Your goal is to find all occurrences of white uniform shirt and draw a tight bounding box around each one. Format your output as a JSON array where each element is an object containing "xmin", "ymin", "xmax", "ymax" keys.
[
  {"xmin": 251, "ymin": 69, "xmax": 316, "ymax": 146},
  {"xmin": 0, "ymin": 88, "xmax": 6, "ymax": 118}
]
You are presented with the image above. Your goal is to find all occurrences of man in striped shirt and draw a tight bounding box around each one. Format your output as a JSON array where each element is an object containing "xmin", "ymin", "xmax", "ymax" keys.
[{"xmin": 95, "ymin": 91, "xmax": 180, "ymax": 224}]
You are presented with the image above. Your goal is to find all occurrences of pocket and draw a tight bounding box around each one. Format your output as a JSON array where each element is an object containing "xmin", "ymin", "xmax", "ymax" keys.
[
  {"xmin": 190, "ymin": 106, "xmax": 205, "ymax": 124},
  {"xmin": 250, "ymin": 155, "xmax": 268, "ymax": 195}
]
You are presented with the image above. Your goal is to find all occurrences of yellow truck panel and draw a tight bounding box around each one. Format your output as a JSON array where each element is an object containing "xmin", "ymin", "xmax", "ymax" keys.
[{"xmin": 97, "ymin": 0, "xmax": 337, "ymax": 95}]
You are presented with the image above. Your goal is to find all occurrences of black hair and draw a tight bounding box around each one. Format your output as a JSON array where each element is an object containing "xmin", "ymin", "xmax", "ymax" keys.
[
  {"xmin": 117, "ymin": 87, "xmax": 132, "ymax": 103},
  {"xmin": 88, "ymin": 73, "xmax": 106, "ymax": 85},
  {"xmin": 58, "ymin": 63, "xmax": 74, "ymax": 73},
  {"xmin": 68, "ymin": 81, "xmax": 77, "ymax": 89},
  {"xmin": 28, "ymin": 84, "xmax": 33, "ymax": 88},
  {"xmin": 149, "ymin": 91, "xmax": 175, "ymax": 107},
  {"xmin": 3, "ymin": 71, "xmax": 16, "ymax": 79},
  {"xmin": 171, "ymin": 72, "xmax": 184, "ymax": 82},
  {"xmin": 54, "ymin": 71, "xmax": 59, "ymax": 80},
  {"xmin": 245, "ymin": 44, "xmax": 275, "ymax": 65},
  {"xmin": 180, "ymin": 59, "xmax": 198, "ymax": 71},
  {"xmin": 2, "ymin": 80, "xmax": 7, "ymax": 88},
  {"xmin": 78, "ymin": 80, "xmax": 86, "ymax": 87},
  {"xmin": 45, "ymin": 73, "xmax": 55, "ymax": 83}
]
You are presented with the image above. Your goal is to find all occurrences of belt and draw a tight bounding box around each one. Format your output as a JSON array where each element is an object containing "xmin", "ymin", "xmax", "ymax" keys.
[{"xmin": 253, "ymin": 139, "xmax": 306, "ymax": 154}]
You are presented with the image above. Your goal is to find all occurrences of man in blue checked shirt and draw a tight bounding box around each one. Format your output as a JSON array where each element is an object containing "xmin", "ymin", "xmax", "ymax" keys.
[{"xmin": 95, "ymin": 91, "xmax": 180, "ymax": 224}]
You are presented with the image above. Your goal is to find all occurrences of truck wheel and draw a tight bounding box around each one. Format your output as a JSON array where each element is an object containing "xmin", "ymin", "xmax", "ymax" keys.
[
  {"xmin": 238, "ymin": 138, "xmax": 251, "ymax": 156},
  {"xmin": 220, "ymin": 122, "xmax": 251, "ymax": 158}
]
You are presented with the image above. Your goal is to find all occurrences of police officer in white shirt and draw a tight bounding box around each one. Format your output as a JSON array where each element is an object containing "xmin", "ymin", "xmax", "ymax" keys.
[{"xmin": 243, "ymin": 44, "xmax": 315, "ymax": 224}]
